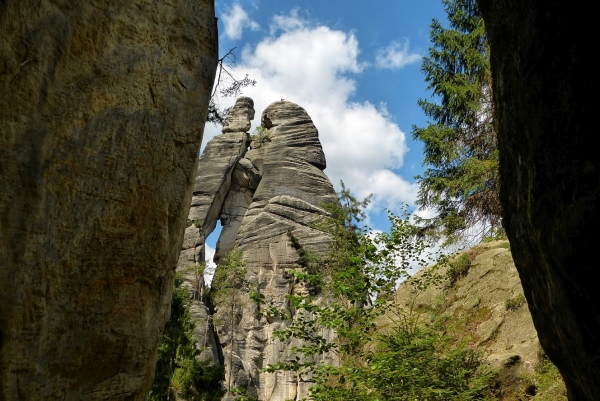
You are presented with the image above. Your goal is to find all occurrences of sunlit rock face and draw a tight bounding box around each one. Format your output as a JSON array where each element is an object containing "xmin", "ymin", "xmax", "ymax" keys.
[
  {"xmin": 480, "ymin": 1, "xmax": 600, "ymax": 399},
  {"xmin": 0, "ymin": 1, "xmax": 217, "ymax": 399},
  {"xmin": 184, "ymin": 99, "xmax": 338, "ymax": 400}
]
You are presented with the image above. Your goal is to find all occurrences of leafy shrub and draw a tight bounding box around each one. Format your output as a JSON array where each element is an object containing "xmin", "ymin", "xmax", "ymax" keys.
[
  {"xmin": 171, "ymin": 359, "xmax": 225, "ymax": 401},
  {"xmin": 249, "ymin": 125, "xmax": 271, "ymax": 146},
  {"xmin": 262, "ymin": 184, "xmax": 494, "ymax": 400},
  {"xmin": 310, "ymin": 319, "xmax": 494, "ymax": 401},
  {"xmin": 446, "ymin": 253, "xmax": 472, "ymax": 286},
  {"xmin": 505, "ymin": 293, "xmax": 526, "ymax": 311},
  {"xmin": 149, "ymin": 274, "xmax": 225, "ymax": 401}
]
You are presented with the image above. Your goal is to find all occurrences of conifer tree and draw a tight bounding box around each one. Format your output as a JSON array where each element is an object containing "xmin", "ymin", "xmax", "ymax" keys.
[{"xmin": 413, "ymin": 0, "xmax": 501, "ymax": 244}]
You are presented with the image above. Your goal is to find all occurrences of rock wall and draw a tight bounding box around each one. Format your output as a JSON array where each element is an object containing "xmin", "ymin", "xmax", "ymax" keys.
[
  {"xmin": 183, "ymin": 99, "xmax": 338, "ymax": 400},
  {"xmin": 479, "ymin": 2, "xmax": 600, "ymax": 400},
  {"xmin": 0, "ymin": 1, "xmax": 217, "ymax": 400},
  {"xmin": 221, "ymin": 101, "xmax": 338, "ymax": 401}
]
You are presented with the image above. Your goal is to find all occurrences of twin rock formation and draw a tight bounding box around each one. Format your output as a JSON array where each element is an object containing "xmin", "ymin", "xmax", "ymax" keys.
[{"xmin": 178, "ymin": 97, "xmax": 338, "ymax": 400}]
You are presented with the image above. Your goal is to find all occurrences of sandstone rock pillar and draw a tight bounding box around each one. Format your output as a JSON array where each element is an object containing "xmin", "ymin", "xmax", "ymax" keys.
[
  {"xmin": 177, "ymin": 96, "xmax": 255, "ymax": 363},
  {"xmin": 213, "ymin": 101, "xmax": 339, "ymax": 401}
]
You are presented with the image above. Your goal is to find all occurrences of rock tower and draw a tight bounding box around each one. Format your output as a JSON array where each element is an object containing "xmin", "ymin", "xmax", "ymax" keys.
[{"xmin": 178, "ymin": 98, "xmax": 338, "ymax": 400}]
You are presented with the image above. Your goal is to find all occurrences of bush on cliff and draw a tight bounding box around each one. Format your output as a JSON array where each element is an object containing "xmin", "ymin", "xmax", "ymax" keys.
[
  {"xmin": 264, "ymin": 186, "xmax": 495, "ymax": 400},
  {"xmin": 149, "ymin": 274, "xmax": 225, "ymax": 401}
]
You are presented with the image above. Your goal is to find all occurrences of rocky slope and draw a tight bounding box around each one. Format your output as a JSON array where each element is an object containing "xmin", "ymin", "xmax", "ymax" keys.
[
  {"xmin": 0, "ymin": 2, "xmax": 217, "ymax": 399},
  {"xmin": 179, "ymin": 98, "xmax": 338, "ymax": 400},
  {"xmin": 393, "ymin": 240, "xmax": 566, "ymax": 400}
]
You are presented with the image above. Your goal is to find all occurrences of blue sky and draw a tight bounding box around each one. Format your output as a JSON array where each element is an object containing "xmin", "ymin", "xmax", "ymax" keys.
[{"xmin": 203, "ymin": 0, "xmax": 449, "ymax": 256}]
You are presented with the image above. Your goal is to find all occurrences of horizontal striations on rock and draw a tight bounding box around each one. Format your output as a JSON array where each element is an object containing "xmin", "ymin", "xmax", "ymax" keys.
[
  {"xmin": 0, "ymin": 1, "xmax": 217, "ymax": 400},
  {"xmin": 180, "ymin": 97, "xmax": 254, "ymax": 270},
  {"xmin": 181, "ymin": 99, "xmax": 339, "ymax": 401},
  {"xmin": 215, "ymin": 101, "xmax": 338, "ymax": 401}
]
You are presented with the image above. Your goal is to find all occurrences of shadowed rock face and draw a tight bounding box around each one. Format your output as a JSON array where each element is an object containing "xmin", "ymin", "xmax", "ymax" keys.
[
  {"xmin": 479, "ymin": 1, "xmax": 600, "ymax": 399},
  {"xmin": 0, "ymin": 1, "xmax": 217, "ymax": 399},
  {"xmin": 183, "ymin": 100, "xmax": 338, "ymax": 400}
]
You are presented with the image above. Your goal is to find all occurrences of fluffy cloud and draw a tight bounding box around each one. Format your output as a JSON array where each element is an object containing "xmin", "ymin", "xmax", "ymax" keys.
[
  {"xmin": 222, "ymin": 3, "xmax": 260, "ymax": 40},
  {"xmin": 269, "ymin": 7, "xmax": 306, "ymax": 35},
  {"xmin": 204, "ymin": 11, "xmax": 418, "ymax": 215},
  {"xmin": 204, "ymin": 244, "xmax": 217, "ymax": 285},
  {"xmin": 376, "ymin": 40, "xmax": 422, "ymax": 70}
]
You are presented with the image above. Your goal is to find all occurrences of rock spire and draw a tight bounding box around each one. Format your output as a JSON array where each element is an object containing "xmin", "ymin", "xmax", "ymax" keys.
[{"xmin": 179, "ymin": 98, "xmax": 338, "ymax": 400}]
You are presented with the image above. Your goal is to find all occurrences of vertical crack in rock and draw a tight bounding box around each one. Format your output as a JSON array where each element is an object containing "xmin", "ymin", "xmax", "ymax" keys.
[{"xmin": 185, "ymin": 99, "xmax": 339, "ymax": 400}]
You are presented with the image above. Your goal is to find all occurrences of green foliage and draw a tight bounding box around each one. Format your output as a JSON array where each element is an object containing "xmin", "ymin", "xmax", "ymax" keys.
[
  {"xmin": 229, "ymin": 387, "xmax": 258, "ymax": 401},
  {"xmin": 210, "ymin": 246, "xmax": 250, "ymax": 318},
  {"xmin": 445, "ymin": 253, "xmax": 472, "ymax": 287},
  {"xmin": 530, "ymin": 353, "xmax": 567, "ymax": 400},
  {"xmin": 171, "ymin": 359, "xmax": 226, "ymax": 401},
  {"xmin": 490, "ymin": 350, "xmax": 567, "ymax": 400},
  {"xmin": 149, "ymin": 274, "xmax": 225, "ymax": 401},
  {"xmin": 310, "ymin": 322, "xmax": 494, "ymax": 401},
  {"xmin": 505, "ymin": 293, "xmax": 526, "ymax": 311},
  {"xmin": 413, "ymin": 0, "xmax": 501, "ymax": 244},
  {"xmin": 249, "ymin": 125, "xmax": 271, "ymax": 146},
  {"xmin": 209, "ymin": 246, "xmax": 251, "ymax": 394},
  {"xmin": 183, "ymin": 262, "xmax": 207, "ymax": 304},
  {"xmin": 262, "ymin": 184, "xmax": 494, "ymax": 400},
  {"xmin": 481, "ymin": 230, "xmax": 507, "ymax": 243}
]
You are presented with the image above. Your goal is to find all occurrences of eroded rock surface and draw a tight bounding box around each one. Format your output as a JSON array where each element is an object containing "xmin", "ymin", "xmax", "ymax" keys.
[
  {"xmin": 218, "ymin": 102, "xmax": 338, "ymax": 401},
  {"xmin": 395, "ymin": 242, "xmax": 540, "ymax": 368},
  {"xmin": 178, "ymin": 97, "xmax": 254, "ymax": 271},
  {"xmin": 185, "ymin": 100, "xmax": 338, "ymax": 400},
  {"xmin": 0, "ymin": 2, "xmax": 217, "ymax": 399},
  {"xmin": 479, "ymin": 2, "xmax": 600, "ymax": 399},
  {"xmin": 393, "ymin": 241, "xmax": 566, "ymax": 399},
  {"xmin": 177, "ymin": 97, "xmax": 254, "ymax": 364}
]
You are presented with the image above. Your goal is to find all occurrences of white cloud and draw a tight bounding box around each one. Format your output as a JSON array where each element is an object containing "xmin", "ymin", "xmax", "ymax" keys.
[
  {"xmin": 202, "ymin": 10, "xmax": 416, "ymax": 217},
  {"xmin": 376, "ymin": 39, "xmax": 421, "ymax": 70},
  {"xmin": 204, "ymin": 244, "xmax": 217, "ymax": 285},
  {"xmin": 222, "ymin": 3, "xmax": 260, "ymax": 40},
  {"xmin": 269, "ymin": 8, "xmax": 306, "ymax": 35}
]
